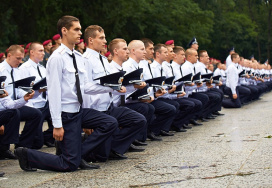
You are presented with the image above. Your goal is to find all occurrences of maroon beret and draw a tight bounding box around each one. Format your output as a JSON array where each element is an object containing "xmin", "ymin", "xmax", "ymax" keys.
[
  {"xmin": 76, "ymin": 39, "xmax": 84, "ymax": 45},
  {"xmin": 0, "ymin": 53, "xmax": 4, "ymax": 59},
  {"xmin": 52, "ymin": 34, "xmax": 61, "ymax": 40},
  {"xmin": 165, "ymin": 40, "xmax": 174, "ymax": 45},
  {"xmin": 105, "ymin": 51, "xmax": 111, "ymax": 57},
  {"xmin": 43, "ymin": 40, "xmax": 52, "ymax": 46},
  {"xmin": 25, "ymin": 43, "xmax": 31, "ymax": 49}
]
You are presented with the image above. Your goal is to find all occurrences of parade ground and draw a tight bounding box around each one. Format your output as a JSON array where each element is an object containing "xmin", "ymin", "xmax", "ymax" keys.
[{"xmin": 1, "ymin": 93, "xmax": 272, "ymax": 188}]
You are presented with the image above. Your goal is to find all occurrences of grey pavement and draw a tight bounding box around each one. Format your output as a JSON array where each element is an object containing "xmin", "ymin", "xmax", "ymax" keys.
[{"xmin": 1, "ymin": 93, "xmax": 272, "ymax": 188}]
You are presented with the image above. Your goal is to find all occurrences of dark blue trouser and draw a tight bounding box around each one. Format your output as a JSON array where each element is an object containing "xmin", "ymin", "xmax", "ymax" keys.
[
  {"xmin": 158, "ymin": 98, "xmax": 195, "ymax": 129},
  {"xmin": 32, "ymin": 102, "xmax": 54, "ymax": 149},
  {"xmin": 28, "ymin": 108, "xmax": 117, "ymax": 172},
  {"xmin": 125, "ymin": 102, "xmax": 155, "ymax": 142},
  {"xmin": 0, "ymin": 109, "xmax": 20, "ymax": 151},
  {"xmin": 149, "ymin": 100, "xmax": 176, "ymax": 135},
  {"xmin": 222, "ymin": 86, "xmax": 242, "ymax": 108},
  {"xmin": 105, "ymin": 106, "xmax": 146, "ymax": 154},
  {"xmin": 17, "ymin": 106, "xmax": 42, "ymax": 148},
  {"xmin": 190, "ymin": 92, "xmax": 210, "ymax": 118},
  {"xmin": 183, "ymin": 97, "xmax": 203, "ymax": 120}
]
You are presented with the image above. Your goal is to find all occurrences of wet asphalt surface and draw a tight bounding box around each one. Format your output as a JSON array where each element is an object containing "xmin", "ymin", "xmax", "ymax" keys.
[{"xmin": 1, "ymin": 93, "xmax": 272, "ymax": 188}]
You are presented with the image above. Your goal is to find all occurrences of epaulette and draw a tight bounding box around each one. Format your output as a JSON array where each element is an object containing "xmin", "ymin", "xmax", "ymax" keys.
[
  {"xmin": 82, "ymin": 51, "xmax": 91, "ymax": 59},
  {"xmin": 57, "ymin": 46, "xmax": 66, "ymax": 55},
  {"xmin": 100, "ymin": 54, "xmax": 107, "ymax": 59},
  {"xmin": 74, "ymin": 50, "xmax": 82, "ymax": 57}
]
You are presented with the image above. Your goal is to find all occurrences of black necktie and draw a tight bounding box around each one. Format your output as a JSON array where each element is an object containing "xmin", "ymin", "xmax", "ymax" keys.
[
  {"xmin": 37, "ymin": 65, "xmax": 47, "ymax": 98},
  {"xmin": 99, "ymin": 54, "xmax": 112, "ymax": 98},
  {"xmin": 161, "ymin": 68, "xmax": 163, "ymax": 77},
  {"xmin": 193, "ymin": 66, "xmax": 196, "ymax": 74},
  {"xmin": 37, "ymin": 66, "xmax": 42, "ymax": 78},
  {"xmin": 10, "ymin": 68, "xmax": 16, "ymax": 100},
  {"xmin": 180, "ymin": 66, "xmax": 183, "ymax": 77},
  {"xmin": 119, "ymin": 68, "xmax": 125, "ymax": 106},
  {"xmin": 69, "ymin": 53, "xmax": 83, "ymax": 105},
  {"xmin": 205, "ymin": 68, "xmax": 208, "ymax": 73}
]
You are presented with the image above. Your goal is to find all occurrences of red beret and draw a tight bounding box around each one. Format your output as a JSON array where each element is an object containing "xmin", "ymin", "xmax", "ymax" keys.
[
  {"xmin": 25, "ymin": 43, "xmax": 31, "ymax": 49},
  {"xmin": 76, "ymin": 39, "xmax": 84, "ymax": 45},
  {"xmin": 24, "ymin": 49, "xmax": 28, "ymax": 54},
  {"xmin": 52, "ymin": 34, "xmax": 61, "ymax": 40},
  {"xmin": 105, "ymin": 51, "xmax": 111, "ymax": 57},
  {"xmin": 19, "ymin": 45, "xmax": 25, "ymax": 48},
  {"xmin": 0, "ymin": 53, "xmax": 4, "ymax": 59},
  {"xmin": 5, "ymin": 48, "xmax": 9, "ymax": 53},
  {"xmin": 165, "ymin": 40, "xmax": 174, "ymax": 45},
  {"xmin": 43, "ymin": 39, "xmax": 52, "ymax": 46}
]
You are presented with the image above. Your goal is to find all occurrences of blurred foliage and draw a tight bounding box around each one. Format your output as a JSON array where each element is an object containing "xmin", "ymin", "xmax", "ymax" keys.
[{"xmin": 0, "ymin": 0, "xmax": 271, "ymax": 62}]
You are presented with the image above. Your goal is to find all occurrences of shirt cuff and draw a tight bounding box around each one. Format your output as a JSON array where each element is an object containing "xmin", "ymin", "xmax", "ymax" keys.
[{"xmin": 52, "ymin": 118, "xmax": 62, "ymax": 128}]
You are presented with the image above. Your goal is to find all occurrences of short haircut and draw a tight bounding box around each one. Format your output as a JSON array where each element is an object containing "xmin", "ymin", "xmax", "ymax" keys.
[
  {"xmin": 198, "ymin": 50, "xmax": 207, "ymax": 57},
  {"xmin": 108, "ymin": 38, "xmax": 126, "ymax": 55},
  {"xmin": 7, "ymin": 45, "xmax": 24, "ymax": 55},
  {"xmin": 231, "ymin": 53, "xmax": 239, "ymax": 61},
  {"xmin": 154, "ymin": 44, "xmax": 167, "ymax": 58},
  {"xmin": 57, "ymin": 15, "xmax": 79, "ymax": 38},
  {"xmin": 173, "ymin": 46, "xmax": 185, "ymax": 54},
  {"xmin": 84, "ymin": 25, "xmax": 104, "ymax": 45},
  {"xmin": 141, "ymin": 38, "xmax": 154, "ymax": 48},
  {"xmin": 185, "ymin": 48, "xmax": 196, "ymax": 58},
  {"xmin": 29, "ymin": 42, "xmax": 43, "ymax": 52}
]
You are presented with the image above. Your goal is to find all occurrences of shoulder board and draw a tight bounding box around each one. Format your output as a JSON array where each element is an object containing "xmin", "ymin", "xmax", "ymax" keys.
[
  {"xmin": 0, "ymin": 65, "xmax": 5, "ymax": 72},
  {"xmin": 82, "ymin": 51, "xmax": 91, "ymax": 59},
  {"xmin": 100, "ymin": 54, "xmax": 107, "ymax": 59},
  {"xmin": 74, "ymin": 50, "xmax": 82, "ymax": 57},
  {"xmin": 56, "ymin": 46, "xmax": 66, "ymax": 55}
]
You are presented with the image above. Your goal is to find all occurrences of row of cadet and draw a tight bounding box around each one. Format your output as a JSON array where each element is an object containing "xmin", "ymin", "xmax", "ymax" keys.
[{"xmin": 0, "ymin": 17, "xmax": 271, "ymax": 173}]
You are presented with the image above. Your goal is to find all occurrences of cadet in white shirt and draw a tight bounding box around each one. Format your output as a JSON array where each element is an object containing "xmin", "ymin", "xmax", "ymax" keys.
[
  {"xmin": 0, "ymin": 74, "xmax": 35, "ymax": 160},
  {"xmin": 223, "ymin": 53, "xmax": 246, "ymax": 108},
  {"xmin": 15, "ymin": 15, "xmax": 117, "ymax": 172},
  {"xmin": 83, "ymin": 25, "xmax": 146, "ymax": 160},
  {"xmin": 0, "ymin": 45, "xmax": 41, "ymax": 150},
  {"xmin": 19, "ymin": 42, "xmax": 55, "ymax": 149},
  {"xmin": 110, "ymin": 39, "xmax": 154, "ymax": 146}
]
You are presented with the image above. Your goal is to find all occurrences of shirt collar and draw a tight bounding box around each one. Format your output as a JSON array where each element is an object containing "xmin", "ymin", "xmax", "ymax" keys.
[
  {"xmin": 86, "ymin": 47, "xmax": 100, "ymax": 59},
  {"xmin": 111, "ymin": 60, "xmax": 123, "ymax": 71},
  {"xmin": 61, "ymin": 43, "xmax": 74, "ymax": 56},
  {"xmin": 171, "ymin": 61, "xmax": 180, "ymax": 68},
  {"xmin": 151, "ymin": 60, "xmax": 161, "ymax": 68},
  {"xmin": 162, "ymin": 61, "xmax": 171, "ymax": 67},
  {"xmin": 128, "ymin": 57, "xmax": 139, "ymax": 69},
  {"xmin": 27, "ymin": 58, "xmax": 40, "ymax": 68}
]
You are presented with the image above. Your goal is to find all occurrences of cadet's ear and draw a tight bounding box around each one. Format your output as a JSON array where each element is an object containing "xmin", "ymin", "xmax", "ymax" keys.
[{"xmin": 61, "ymin": 27, "xmax": 67, "ymax": 36}]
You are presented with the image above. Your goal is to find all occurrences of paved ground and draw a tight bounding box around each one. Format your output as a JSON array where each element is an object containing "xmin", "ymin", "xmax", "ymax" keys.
[{"xmin": 1, "ymin": 93, "xmax": 272, "ymax": 188}]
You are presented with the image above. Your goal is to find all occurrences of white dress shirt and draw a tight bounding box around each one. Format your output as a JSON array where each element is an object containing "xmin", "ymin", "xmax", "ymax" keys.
[
  {"xmin": 19, "ymin": 58, "xmax": 47, "ymax": 108},
  {"xmin": 46, "ymin": 44, "xmax": 112, "ymax": 128},
  {"xmin": 226, "ymin": 55, "xmax": 232, "ymax": 68},
  {"xmin": 226, "ymin": 62, "xmax": 239, "ymax": 94},
  {"xmin": 0, "ymin": 60, "xmax": 27, "ymax": 111},
  {"xmin": 82, "ymin": 48, "xmax": 116, "ymax": 111}
]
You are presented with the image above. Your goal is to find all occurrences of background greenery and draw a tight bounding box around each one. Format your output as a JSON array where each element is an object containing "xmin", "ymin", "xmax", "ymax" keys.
[{"xmin": 0, "ymin": 0, "xmax": 271, "ymax": 63}]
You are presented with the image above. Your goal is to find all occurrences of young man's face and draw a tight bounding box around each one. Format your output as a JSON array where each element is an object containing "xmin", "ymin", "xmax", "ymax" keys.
[
  {"xmin": 135, "ymin": 43, "xmax": 146, "ymax": 61},
  {"xmin": 175, "ymin": 50, "xmax": 185, "ymax": 64},
  {"xmin": 191, "ymin": 43, "xmax": 199, "ymax": 50},
  {"xmin": 189, "ymin": 50, "xmax": 198, "ymax": 64},
  {"xmin": 167, "ymin": 47, "xmax": 175, "ymax": 61},
  {"xmin": 7, "ymin": 50, "xmax": 24, "ymax": 68},
  {"xmin": 145, "ymin": 43, "xmax": 154, "ymax": 60},
  {"xmin": 44, "ymin": 43, "xmax": 52, "ymax": 51},
  {"xmin": 65, "ymin": 21, "xmax": 82, "ymax": 45},
  {"xmin": 158, "ymin": 47, "xmax": 168, "ymax": 62},
  {"xmin": 92, "ymin": 31, "xmax": 107, "ymax": 52},
  {"xmin": 116, "ymin": 42, "xmax": 129, "ymax": 62},
  {"xmin": 200, "ymin": 52, "xmax": 209, "ymax": 64},
  {"xmin": 31, "ymin": 44, "xmax": 45, "ymax": 62},
  {"xmin": 233, "ymin": 55, "xmax": 240, "ymax": 63}
]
